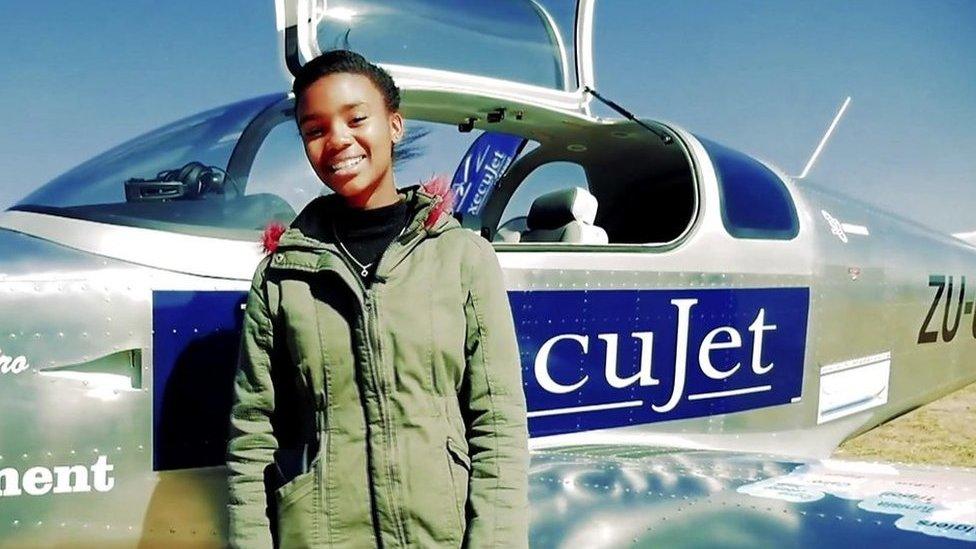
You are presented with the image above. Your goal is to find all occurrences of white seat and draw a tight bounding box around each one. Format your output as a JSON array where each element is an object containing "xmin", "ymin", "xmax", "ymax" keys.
[{"xmin": 519, "ymin": 187, "xmax": 608, "ymax": 244}]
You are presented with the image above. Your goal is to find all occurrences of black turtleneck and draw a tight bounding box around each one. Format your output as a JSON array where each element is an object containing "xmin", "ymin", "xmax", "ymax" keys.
[{"xmin": 333, "ymin": 198, "xmax": 410, "ymax": 283}]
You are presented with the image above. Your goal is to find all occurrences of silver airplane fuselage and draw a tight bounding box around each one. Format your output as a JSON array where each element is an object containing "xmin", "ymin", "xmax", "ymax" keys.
[
  {"xmin": 0, "ymin": 94, "xmax": 972, "ymax": 546},
  {"xmin": 0, "ymin": 0, "xmax": 974, "ymax": 544}
]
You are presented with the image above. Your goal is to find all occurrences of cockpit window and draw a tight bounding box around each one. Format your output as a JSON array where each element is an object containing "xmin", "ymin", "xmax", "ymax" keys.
[
  {"xmin": 316, "ymin": 0, "xmax": 578, "ymax": 91},
  {"xmin": 698, "ymin": 137, "xmax": 798, "ymax": 240},
  {"xmin": 246, "ymin": 121, "xmax": 328, "ymax": 213},
  {"xmin": 9, "ymin": 94, "xmax": 512, "ymax": 239},
  {"xmin": 15, "ymin": 95, "xmax": 281, "ymax": 211}
]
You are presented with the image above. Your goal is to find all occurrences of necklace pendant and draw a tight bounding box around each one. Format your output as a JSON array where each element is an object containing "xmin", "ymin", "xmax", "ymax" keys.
[{"xmin": 361, "ymin": 266, "xmax": 370, "ymax": 277}]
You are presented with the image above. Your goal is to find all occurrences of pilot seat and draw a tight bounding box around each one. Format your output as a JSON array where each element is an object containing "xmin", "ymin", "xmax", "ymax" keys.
[{"xmin": 498, "ymin": 187, "xmax": 608, "ymax": 244}]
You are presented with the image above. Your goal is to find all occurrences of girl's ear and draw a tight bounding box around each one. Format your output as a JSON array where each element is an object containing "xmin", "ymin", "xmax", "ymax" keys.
[{"xmin": 390, "ymin": 111, "xmax": 404, "ymax": 144}]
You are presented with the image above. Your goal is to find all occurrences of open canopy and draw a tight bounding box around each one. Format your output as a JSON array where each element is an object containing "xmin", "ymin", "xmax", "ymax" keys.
[{"xmin": 276, "ymin": 0, "xmax": 595, "ymax": 114}]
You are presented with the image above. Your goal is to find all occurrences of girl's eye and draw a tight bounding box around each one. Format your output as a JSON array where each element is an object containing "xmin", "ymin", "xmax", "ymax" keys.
[
  {"xmin": 304, "ymin": 127, "xmax": 323, "ymax": 139},
  {"xmin": 351, "ymin": 116, "xmax": 367, "ymax": 125}
]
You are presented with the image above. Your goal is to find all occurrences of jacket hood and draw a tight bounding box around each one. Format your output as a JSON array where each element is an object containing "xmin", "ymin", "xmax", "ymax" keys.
[{"xmin": 270, "ymin": 183, "xmax": 460, "ymax": 253}]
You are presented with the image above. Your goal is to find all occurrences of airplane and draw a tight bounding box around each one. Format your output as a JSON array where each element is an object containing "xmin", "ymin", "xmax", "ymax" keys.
[{"xmin": 0, "ymin": 0, "xmax": 973, "ymax": 546}]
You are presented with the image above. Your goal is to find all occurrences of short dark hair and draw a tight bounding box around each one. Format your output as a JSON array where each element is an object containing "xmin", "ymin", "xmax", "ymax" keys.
[{"xmin": 291, "ymin": 50, "xmax": 400, "ymax": 112}]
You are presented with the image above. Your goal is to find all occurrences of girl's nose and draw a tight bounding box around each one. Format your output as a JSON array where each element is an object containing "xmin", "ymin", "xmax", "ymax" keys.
[{"xmin": 326, "ymin": 126, "xmax": 353, "ymax": 152}]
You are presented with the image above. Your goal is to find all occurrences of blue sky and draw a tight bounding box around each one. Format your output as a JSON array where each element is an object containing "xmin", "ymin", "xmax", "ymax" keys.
[{"xmin": 1, "ymin": 1, "xmax": 974, "ymax": 231}]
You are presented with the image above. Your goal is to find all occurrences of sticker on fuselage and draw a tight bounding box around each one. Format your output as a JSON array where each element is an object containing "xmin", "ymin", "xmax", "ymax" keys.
[
  {"xmin": 0, "ymin": 347, "xmax": 29, "ymax": 375},
  {"xmin": 918, "ymin": 274, "xmax": 975, "ymax": 345},
  {"xmin": 821, "ymin": 209, "xmax": 870, "ymax": 243},
  {"xmin": 738, "ymin": 463, "xmax": 976, "ymax": 543},
  {"xmin": 514, "ymin": 287, "xmax": 809, "ymax": 437},
  {"xmin": 0, "ymin": 455, "xmax": 115, "ymax": 498}
]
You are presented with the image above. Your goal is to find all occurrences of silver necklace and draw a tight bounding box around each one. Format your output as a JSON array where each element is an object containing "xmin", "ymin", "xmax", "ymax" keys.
[{"xmin": 331, "ymin": 219, "xmax": 407, "ymax": 278}]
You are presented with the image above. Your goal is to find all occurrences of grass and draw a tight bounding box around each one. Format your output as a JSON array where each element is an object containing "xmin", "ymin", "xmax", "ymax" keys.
[{"xmin": 832, "ymin": 381, "xmax": 976, "ymax": 468}]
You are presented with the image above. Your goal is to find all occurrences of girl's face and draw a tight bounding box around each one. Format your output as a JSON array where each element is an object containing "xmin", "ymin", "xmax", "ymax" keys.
[{"xmin": 296, "ymin": 73, "xmax": 403, "ymax": 206}]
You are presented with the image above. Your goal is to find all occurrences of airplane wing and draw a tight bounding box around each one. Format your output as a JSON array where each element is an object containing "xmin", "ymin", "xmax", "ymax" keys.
[{"xmin": 529, "ymin": 445, "xmax": 976, "ymax": 547}]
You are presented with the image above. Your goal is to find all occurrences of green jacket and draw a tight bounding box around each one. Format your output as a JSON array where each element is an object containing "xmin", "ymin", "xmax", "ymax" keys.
[{"xmin": 227, "ymin": 185, "xmax": 529, "ymax": 548}]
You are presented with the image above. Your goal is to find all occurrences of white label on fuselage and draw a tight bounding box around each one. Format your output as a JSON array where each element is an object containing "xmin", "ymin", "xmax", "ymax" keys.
[
  {"xmin": 0, "ymin": 347, "xmax": 30, "ymax": 375},
  {"xmin": 821, "ymin": 210, "xmax": 849, "ymax": 243},
  {"xmin": 817, "ymin": 351, "xmax": 891, "ymax": 424},
  {"xmin": 0, "ymin": 455, "xmax": 114, "ymax": 497}
]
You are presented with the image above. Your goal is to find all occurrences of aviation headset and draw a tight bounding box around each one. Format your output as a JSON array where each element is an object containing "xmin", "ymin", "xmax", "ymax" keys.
[
  {"xmin": 156, "ymin": 162, "xmax": 226, "ymax": 198},
  {"xmin": 124, "ymin": 161, "xmax": 227, "ymax": 201}
]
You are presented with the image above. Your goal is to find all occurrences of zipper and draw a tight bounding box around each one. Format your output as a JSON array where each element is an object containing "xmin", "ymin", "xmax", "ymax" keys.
[
  {"xmin": 315, "ymin": 425, "xmax": 328, "ymax": 545},
  {"xmin": 361, "ymin": 221, "xmax": 427, "ymax": 547},
  {"xmin": 364, "ymin": 291, "xmax": 410, "ymax": 546}
]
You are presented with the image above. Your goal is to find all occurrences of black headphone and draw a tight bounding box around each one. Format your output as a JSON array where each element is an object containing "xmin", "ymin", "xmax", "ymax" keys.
[
  {"xmin": 125, "ymin": 162, "xmax": 228, "ymax": 202},
  {"xmin": 156, "ymin": 162, "xmax": 226, "ymax": 199}
]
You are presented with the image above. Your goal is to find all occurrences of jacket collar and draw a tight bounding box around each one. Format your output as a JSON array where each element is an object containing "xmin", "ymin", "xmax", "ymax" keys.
[
  {"xmin": 267, "ymin": 185, "xmax": 460, "ymax": 290},
  {"xmin": 276, "ymin": 184, "xmax": 456, "ymax": 253}
]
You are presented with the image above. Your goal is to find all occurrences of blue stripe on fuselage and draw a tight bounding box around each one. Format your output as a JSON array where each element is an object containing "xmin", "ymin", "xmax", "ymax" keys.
[{"xmin": 151, "ymin": 287, "xmax": 808, "ymax": 469}]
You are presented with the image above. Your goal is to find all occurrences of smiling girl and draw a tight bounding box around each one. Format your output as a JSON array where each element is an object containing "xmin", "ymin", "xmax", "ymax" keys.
[{"xmin": 226, "ymin": 50, "xmax": 529, "ymax": 548}]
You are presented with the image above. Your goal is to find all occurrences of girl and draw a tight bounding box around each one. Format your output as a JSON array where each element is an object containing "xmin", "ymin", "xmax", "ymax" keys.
[{"xmin": 226, "ymin": 50, "xmax": 529, "ymax": 548}]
